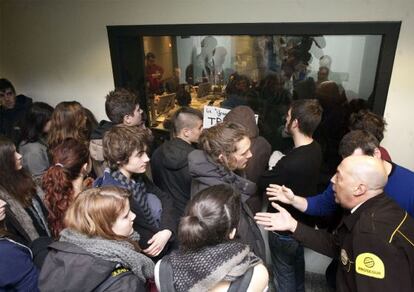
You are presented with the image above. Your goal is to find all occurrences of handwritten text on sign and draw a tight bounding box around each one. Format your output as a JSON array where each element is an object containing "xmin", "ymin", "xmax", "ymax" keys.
[{"xmin": 203, "ymin": 106, "xmax": 258, "ymax": 128}]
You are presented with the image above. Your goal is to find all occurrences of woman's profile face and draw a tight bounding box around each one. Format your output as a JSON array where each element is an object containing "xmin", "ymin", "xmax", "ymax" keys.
[
  {"xmin": 14, "ymin": 149, "xmax": 23, "ymax": 170},
  {"xmin": 111, "ymin": 200, "xmax": 136, "ymax": 237}
]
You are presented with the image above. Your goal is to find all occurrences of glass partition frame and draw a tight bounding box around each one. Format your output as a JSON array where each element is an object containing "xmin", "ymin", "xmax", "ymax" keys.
[{"xmin": 107, "ymin": 22, "xmax": 401, "ymax": 117}]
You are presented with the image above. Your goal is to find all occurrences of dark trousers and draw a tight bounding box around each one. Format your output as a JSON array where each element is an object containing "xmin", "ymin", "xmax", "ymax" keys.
[{"xmin": 269, "ymin": 232, "xmax": 305, "ymax": 292}]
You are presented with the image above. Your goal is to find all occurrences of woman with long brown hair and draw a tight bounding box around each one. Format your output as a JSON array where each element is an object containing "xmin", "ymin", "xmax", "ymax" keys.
[
  {"xmin": 47, "ymin": 101, "xmax": 89, "ymax": 150},
  {"xmin": 39, "ymin": 186, "xmax": 154, "ymax": 291},
  {"xmin": 42, "ymin": 138, "xmax": 92, "ymax": 239},
  {"xmin": 0, "ymin": 135, "xmax": 50, "ymax": 245}
]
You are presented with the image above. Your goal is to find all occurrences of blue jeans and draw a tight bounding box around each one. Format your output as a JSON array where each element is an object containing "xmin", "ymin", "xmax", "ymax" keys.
[{"xmin": 269, "ymin": 232, "xmax": 305, "ymax": 292}]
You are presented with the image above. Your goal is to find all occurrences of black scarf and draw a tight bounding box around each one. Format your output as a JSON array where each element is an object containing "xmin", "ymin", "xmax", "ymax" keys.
[
  {"xmin": 166, "ymin": 241, "xmax": 261, "ymax": 292},
  {"xmin": 110, "ymin": 170, "xmax": 157, "ymax": 228}
]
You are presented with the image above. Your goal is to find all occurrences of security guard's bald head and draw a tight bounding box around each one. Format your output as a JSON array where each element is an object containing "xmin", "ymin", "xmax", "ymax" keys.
[{"xmin": 331, "ymin": 155, "xmax": 387, "ymax": 209}]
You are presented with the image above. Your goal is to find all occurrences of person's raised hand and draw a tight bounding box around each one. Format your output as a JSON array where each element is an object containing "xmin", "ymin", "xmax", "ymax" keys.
[
  {"xmin": 266, "ymin": 184, "xmax": 296, "ymax": 205},
  {"xmin": 255, "ymin": 202, "xmax": 298, "ymax": 233}
]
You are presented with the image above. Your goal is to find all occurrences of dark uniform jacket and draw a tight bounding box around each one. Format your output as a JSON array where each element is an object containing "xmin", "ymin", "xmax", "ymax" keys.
[
  {"xmin": 294, "ymin": 193, "xmax": 414, "ymax": 292},
  {"xmin": 39, "ymin": 241, "xmax": 146, "ymax": 292}
]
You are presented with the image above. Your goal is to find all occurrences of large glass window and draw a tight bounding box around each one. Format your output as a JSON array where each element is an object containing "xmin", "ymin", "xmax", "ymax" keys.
[
  {"xmin": 107, "ymin": 22, "xmax": 400, "ymax": 178},
  {"xmin": 142, "ymin": 34, "xmax": 382, "ymax": 149}
]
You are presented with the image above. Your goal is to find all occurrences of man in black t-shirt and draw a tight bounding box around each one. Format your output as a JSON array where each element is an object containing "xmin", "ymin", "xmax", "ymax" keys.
[{"xmin": 258, "ymin": 99, "xmax": 323, "ymax": 292}]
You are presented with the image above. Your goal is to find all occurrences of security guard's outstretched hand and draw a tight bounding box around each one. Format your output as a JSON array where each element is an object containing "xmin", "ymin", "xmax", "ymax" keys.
[{"xmin": 255, "ymin": 202, "xmax": 298, "ymax": 233}]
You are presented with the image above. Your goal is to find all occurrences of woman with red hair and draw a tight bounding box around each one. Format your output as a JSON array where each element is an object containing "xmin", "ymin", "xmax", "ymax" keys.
[{"xmin": 42, "ymin": 138, "xmax": 92, "ymax": 239}]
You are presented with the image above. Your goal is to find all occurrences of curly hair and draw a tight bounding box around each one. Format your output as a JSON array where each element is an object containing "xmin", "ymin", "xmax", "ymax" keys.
[
  {"xmin": 103, "ymin": 124, "xmax": 152, "ymax": 170},
  {"xmin": 47, "ymin": 101, "xmax": 88, "ymax": 150},
  {"xmin": 42, "ymin": 138, "xmax": 90, "ymax": 238}
]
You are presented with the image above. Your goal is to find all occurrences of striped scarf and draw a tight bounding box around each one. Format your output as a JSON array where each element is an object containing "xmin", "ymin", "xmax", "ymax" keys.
[{"xmin": 110, "ymin": 170, "xmax": 157, "ymax": 228}]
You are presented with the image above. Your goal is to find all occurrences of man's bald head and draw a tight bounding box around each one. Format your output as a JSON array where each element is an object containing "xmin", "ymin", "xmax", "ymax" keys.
[
  {"xmin": 342, "ymin": 155, "xmax": 387, "ymax": 190},
  {"xmin": 331, "ymin": 155, "xmax": 387, "ymax": 209}
]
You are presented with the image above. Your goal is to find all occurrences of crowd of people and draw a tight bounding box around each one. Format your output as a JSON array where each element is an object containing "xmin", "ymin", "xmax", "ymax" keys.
[{"xmin": 1, "ymin": 76, "xmax": 414, "ymax": 292}]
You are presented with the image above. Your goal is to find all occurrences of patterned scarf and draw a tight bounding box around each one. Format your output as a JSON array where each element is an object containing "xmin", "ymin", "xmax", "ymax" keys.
[
  {"xmin": 0, "ymin": 187, "xmax": 50, "ymax": 241},
  {"xmin": 166, "ymin": 241, "xmax": 261, "ymax": 292},
  {"xmin": 60, "ymin": 228, "xmax": 154, "ymax": 282},
  {"xmin": 110, "ymin": 170, "xmax": 157, "ymax": 228}
]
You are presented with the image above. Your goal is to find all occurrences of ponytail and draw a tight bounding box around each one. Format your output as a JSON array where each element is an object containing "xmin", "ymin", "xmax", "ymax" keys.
[
  {"xmin": 43, "ymin": 165, "xmax": 74, "ymax": 238},
  {"xmin": 178, "ymin": 215, "xmax": 206, "ymax": 250},
  {"xmin": 178, "ymin": 184, "xmax": 240, "ymax": 250},
  {"xmin": 42, "ymin": 138, "xmax": 89, "ymax": 239}
]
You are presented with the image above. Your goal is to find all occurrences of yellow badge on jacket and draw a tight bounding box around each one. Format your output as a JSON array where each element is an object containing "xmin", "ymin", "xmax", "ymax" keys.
[{"xmin": 355, "ymin": 253, "xmax": 385, "ymax": 279}]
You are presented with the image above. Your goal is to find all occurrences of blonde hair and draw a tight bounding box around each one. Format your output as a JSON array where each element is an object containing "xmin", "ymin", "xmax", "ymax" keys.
[{"xmin": 64, "ymin": 186, "xmax": 138, "ymax": 249}]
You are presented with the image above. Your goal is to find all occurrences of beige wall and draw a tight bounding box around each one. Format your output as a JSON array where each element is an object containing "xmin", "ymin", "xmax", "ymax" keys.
[{"xmin": 1, "ymin": 0, "xmax": 414, "ymax": 169}]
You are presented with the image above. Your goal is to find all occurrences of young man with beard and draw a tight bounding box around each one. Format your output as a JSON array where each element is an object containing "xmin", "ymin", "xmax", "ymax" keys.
[
  {"xmin": 188, "ymin": 122, "xmax": 266, "ymax": 260},
  {"xmin": 258, "ymin": 99, "xmax": 323, "ymax": 292},
  {"xmin": 151, "ymin": 107, "xmax": 203, "ymax": 224}
]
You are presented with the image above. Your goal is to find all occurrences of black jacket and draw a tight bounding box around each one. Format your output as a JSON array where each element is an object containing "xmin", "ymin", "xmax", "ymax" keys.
[
  {"xmin": 0, "ymin": 94, "xmax": 32, "ymax": 145},
  {"xmin": 151, "ymin": 138, "xmax": 195, "ymax": 219},
  {"xmin": 294, "ymin": 194, "xmax": 414, "ymax": 292},
  {"xmin": 39, "ymin": 241, "xmax": 146, "ymax": 292},
  {"xmin": 90, "ymin": 120, "xmax": 115, "ymax": 140}
]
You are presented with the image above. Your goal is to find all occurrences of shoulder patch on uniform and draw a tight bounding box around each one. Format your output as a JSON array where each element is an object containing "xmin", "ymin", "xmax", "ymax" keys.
[
  {"xmin": 111, "ymin": 266, "xmax": 130, "ymax": 277},
  {"xmin": 355, "ymin": 253, "xmax": 384, "ymax": 279}
]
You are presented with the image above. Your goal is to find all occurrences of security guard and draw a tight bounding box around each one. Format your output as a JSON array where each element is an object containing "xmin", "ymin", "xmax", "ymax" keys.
[{"xmin": 255, "ymin": 155, "xmax": 414, "ymax": 292}]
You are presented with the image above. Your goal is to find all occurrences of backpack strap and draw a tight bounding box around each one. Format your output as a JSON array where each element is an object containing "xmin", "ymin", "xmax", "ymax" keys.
[
  {"xmin": 158, "ymin": 257, "xmax": 176, "ymax": 292},
  {"xmin": 93, "ymin": 265, "xmax": 133, "ymax": 292},
  {"xmin": 227, "ymin": 266, "xmax": 254, "ymax": 292}
]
